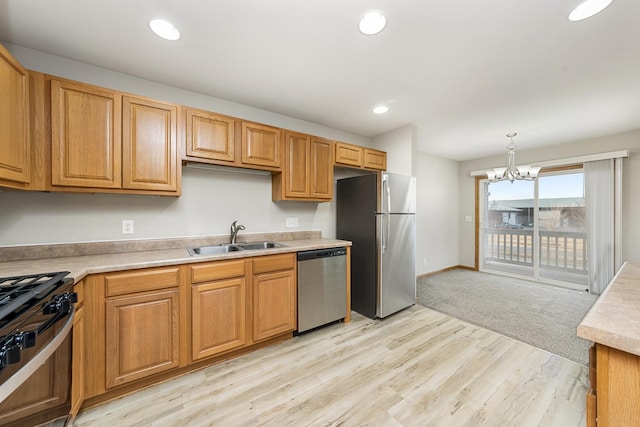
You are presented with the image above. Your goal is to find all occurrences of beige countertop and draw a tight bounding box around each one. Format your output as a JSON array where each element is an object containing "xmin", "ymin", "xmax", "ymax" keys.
[
  {"xmin": 0, "ymin": 233, "xmax": 351, "ymax": 284},
  {"xmin": 577, "ymin": 262, "xmax": 640, "ymax": 356}
]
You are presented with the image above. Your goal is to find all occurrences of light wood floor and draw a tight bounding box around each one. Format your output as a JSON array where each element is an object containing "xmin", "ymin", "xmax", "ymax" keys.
[{"xmin": 74, "ymin": 305, "xmax": 588, "ymax": 426}]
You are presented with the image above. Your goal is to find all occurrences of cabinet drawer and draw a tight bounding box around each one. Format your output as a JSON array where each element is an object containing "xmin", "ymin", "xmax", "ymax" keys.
[
  {"xmin": 190, "ymin": 260, "xmax": 246, "ymax": 284},
  {"xmin": 253, "ymin": 254, "xmax": 295, "ymax": 274},
  {"xmin": 105, "ymin": 267, "xmax": 180, "ymax": 297}
]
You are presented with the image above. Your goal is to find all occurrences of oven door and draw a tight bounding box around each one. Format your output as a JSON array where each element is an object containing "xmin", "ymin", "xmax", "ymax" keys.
[{"xmin": 0, "ymin": 307, "xmax": 74, "ymax": 426}]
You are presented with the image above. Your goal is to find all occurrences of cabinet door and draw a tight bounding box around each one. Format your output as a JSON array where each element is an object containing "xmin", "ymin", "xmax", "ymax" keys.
[
  {"xmin": 310, "ymin": 137, "xmax": 333, "ymax": 199},
  {"xmin": 241, "ymin": 121, "xmax": 281, "ymax": 169},
  {"xmin": 105, "ymin": 289, "xmax": 180, "ymax": 388},
  {"xmin": 334, "ymin": 142, "xmax": 363, "ymax": 168},
  {"xmin": 122, "ymin": 96, "xmax": 178, "ymax": 192},
  {"xmin": 191, "ymin": 278, "xmax": 246, "ymax": 361},
  {"xmin": 284, "ymin": 131, "xmax": 310, "ymax": 198},
  {"xmin": 253, "ymin": 269, "xmax": 296, "ymax": 342},
  {"xmin": 364, "ymin": 148, "xmax": 387, "ymax": 171},
  {"xmin": 185, "ymin": 108, "xmax": 235, "ymax": 163},
  {"xmin": 0, "ymin": 44, "xmax": 30, "ymax": 186},
  {"xmin": 51, "ymin": 79, "xmax": 122, "ymax": 188}
]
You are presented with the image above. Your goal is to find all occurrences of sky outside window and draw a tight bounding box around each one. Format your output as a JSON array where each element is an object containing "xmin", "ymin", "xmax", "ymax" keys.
[{"xmin": 488, "ymin": 173, "xmax": 584, "ymax": 201}]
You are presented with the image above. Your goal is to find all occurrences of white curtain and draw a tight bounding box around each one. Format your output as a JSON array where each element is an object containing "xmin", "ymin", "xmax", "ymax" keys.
[{"xmin": 584, "ymin": 159, "xmax": 618, "ymax": 294}]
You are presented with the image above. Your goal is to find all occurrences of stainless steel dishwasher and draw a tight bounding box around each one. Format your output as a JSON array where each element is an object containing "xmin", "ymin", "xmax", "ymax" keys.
[{"xmin": 297, "ymin": 247, "xmax": 347, "ymax": 333}]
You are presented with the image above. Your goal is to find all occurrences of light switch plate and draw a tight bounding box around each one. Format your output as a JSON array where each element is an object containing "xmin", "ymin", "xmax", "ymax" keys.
[
  {"xmin": 465, "ymin": 216, "xmax": 473, "ymax": 222},
  {"xmin": 286, "ymin": 217, "xmax": 299, "ymax": 228}
]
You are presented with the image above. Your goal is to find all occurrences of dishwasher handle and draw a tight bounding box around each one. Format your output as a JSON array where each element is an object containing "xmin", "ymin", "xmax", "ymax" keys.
[{"xmin": 297, "ymin": 247, "xmax": 347, "ymax": 261}]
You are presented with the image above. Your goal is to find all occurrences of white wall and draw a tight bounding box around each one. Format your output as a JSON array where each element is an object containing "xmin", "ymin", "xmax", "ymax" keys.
[
  {"xmin": 458, "ymin": 129, "xmax": 640, "ymax": 267},
  {"xmin": 373, "ymin": 125, "xmax": 460, "ymax": 275},
  {"xmin": 372, "ymin": 125, "xmax": 414, "ymax": 175},
  {"xmin": 0, "ymin": 43, "xmax": 371, "ymax": 246},
  {"xmin": 415, "ymin": 151, "xmax": 460, "ymax": 274}
]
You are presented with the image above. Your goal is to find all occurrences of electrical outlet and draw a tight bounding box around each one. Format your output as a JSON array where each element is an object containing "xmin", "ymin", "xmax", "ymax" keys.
[
  {"xmin": 122, "ymin": 219, "xmax": 134, "ymax": 235},
  {"xmin": 286, "ymin": 217, "xmax": 299, "ymax": 228},
  {"xmin": 423, "ymin": 258, "xmax": 427, "ymax": 266}
]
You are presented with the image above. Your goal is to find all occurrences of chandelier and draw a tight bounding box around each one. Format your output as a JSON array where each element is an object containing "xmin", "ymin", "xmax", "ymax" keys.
[{"xmin": 486, "ymin": 133, "xmax": 541, "ymax": 183}]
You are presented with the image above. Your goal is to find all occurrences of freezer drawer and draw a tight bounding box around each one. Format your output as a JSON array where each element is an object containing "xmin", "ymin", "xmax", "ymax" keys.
[{"xmin": 297, "ymin": 248, "xmax": 347, "ymax": 333}]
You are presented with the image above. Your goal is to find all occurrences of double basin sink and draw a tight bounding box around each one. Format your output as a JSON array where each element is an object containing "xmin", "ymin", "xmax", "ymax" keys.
[{"xmin": 187, "ymin": 241, "xmax": 285, "ymax": 256}]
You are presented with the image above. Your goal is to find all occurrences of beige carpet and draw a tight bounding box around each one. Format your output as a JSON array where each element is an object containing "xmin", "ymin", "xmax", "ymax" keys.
[{"xmin": 416, "ymin": 268, "xmax": 598, "ymax": 365}]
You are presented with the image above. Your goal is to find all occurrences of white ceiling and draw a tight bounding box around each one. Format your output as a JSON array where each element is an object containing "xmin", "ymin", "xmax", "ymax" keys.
[{"xmin": 1, "ymin": 0, "xmax": 638, "ymax": 161}]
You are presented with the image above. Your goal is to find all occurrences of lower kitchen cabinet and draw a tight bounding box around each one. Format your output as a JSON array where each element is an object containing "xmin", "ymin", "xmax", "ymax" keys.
[
  {"xmin": 189, "ymin": 259, "xmax": 248, "ymax": 361},
  {"xmin": 81, "ymin": 254, "xmax": 299, "ymax": 406},
  {"xmin": 105, "ymin": 289, "xmax": 180, "ymax": 388},
  {"xmin": 83, "ymin": 267, "xmax": 182, "ymax": 399},
  {"xmin": 252, "ymin": 254, "xmax": 296, "ymax": 341},
  {"xmin": 588, "ymin": 343, "xmax": 640, "ymax": 426}
]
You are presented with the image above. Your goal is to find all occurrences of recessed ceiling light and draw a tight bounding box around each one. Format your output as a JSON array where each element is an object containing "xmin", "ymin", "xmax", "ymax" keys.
[
  {"xmin": 149, "ymin": 19, "xmax": 180, "ymax": 41},
  {"xmin": 568, "ymin": 0, "xmax": 613, "ymax": 21},
  {"xmin": 359, "ymin": 10, "xmax": 386, "ymax": 35},
  {"xmin": 373, "ymin": 105, "xmax": 389, "ymax": 114}
]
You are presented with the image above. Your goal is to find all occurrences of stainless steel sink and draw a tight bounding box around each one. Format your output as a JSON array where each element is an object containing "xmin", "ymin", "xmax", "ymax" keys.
[
  {"xmin": 187, "ymin": 241, "xmax": 285, "ymax": 256},
  {"xmin": 233, "ymin": 241, "xmax": 285, "ymax": 250},
  {"xmin": 187, "ymin": 245, "xmax": 243, "ymax": 256}
]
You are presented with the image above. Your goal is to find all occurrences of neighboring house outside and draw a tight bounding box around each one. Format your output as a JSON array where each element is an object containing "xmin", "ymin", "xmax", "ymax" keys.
[{"xmin": 488, "ymin": 198, "xmax": 586, "ymax": 231}]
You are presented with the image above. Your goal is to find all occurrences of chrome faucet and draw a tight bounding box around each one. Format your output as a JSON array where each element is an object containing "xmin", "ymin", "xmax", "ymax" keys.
[{"xmin": 230, "ymin": 220, "xmax": 246, "ymax": 244}]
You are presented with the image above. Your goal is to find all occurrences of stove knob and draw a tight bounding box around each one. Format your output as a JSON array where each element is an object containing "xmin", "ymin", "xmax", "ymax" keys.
[
  {"xmin": 16, "ymin": 331, "xmax": 36, "ymax": 349},
  {"xmin": 0, "ymin": 345, "xmax": 20, "ymax": 367},
  {"xmin": 42, "ymin": 300, "xmax": 60, "ymax": 315}
]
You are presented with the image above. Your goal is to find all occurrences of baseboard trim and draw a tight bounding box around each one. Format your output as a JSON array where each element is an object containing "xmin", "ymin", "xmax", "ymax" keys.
[{"xmin": 417, "ymin": 265, "xmax": 476, "ymax": 279}]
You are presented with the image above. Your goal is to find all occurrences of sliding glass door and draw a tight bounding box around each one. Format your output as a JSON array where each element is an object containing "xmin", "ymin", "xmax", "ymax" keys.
[{"xmin": 479, "ymin": 169, "xmax": 587, "ymax": 288}]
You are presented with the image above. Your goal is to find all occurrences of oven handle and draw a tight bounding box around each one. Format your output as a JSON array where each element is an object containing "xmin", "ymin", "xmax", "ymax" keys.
[{"xmin": 0, "ymin": 306, "xmax": 74, "ymax": 403}]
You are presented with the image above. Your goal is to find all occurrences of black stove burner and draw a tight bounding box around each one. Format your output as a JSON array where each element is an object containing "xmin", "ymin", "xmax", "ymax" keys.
[{"xmin": 0, "ymin": 271, "xmax": 72, "ymax": 330}]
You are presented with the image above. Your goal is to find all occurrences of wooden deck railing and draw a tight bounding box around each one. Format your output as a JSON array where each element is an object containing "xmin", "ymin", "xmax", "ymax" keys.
[{"xmin": 484, "ymin": 228, "xmax": 587, "ymax": 274}]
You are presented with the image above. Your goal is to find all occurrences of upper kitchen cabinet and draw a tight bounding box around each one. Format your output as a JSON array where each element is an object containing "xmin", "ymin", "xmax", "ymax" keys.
[
  {"xmin": 0, "ymin": 44, "xmax": 31, "ymax": 189},
  {"xmin": 272, "ymin": 131, "xmax": 333, "ymax": 202},
  {"xmin": 51, "ymin": 79, "xmax": 122, "ymax": 189},
  {"xmin": 184, "ymin": 107, "xmax": 235, "ymax": 163},
  {"xmin": 241, "ymin": 121, "xmax": 281, "ymax": 170},
  {"xmin": 334, "ymin": 141, "xmax": 387, "ymax": 171},
  {"xmin": 50, "ymin": 76, "xmax": 180, "ymax": 196},
  {"xmin": 363, "ymin": 148, "xmax": 387, "ymax": 170},
  {"xmin": 122, "ymin": 96, "xmax": 178, "ymax": 192},
  {"xmin": 183, "ymin": 109, "xmax": 282, "ymax": 172}
]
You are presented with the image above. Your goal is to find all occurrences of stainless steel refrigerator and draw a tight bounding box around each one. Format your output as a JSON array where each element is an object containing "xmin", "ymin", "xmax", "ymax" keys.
[{"xmin": 336, "ymin": 172, "xmax": 416, "ymax": 319}]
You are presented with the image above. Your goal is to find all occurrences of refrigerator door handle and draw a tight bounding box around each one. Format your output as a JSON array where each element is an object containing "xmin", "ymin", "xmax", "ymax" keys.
[
  {"xmin": 381, "ymin": 214, "xmax": 387, "ymax": 253},
  {"xmin": 384, "ymin": 175, "xmax": 391, "ymax": 213}
]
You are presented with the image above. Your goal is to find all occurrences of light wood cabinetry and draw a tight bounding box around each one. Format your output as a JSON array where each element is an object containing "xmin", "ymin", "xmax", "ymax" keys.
[
  {"xmin": 122, "ymin": 96, "xmax": 179, "ymax": 192},
  {"xmin": 335, "ymin": 142, "xmax": 363, "ymax": 168},
  {"xmin": 184, "ymin": 108, "xmax": 236, "ymax": 163},
  {"xmin": 189, "ymin": 260, "xmax": 248, "ymax": 361},
  {"xmin": 83, "ymin": 253, "xmax": 302, "ymax": 406},
  {"xmin": 51, "ymin": 79, "xmax": 121, "ymax": 189},
  {"xmin": 84, "ymin": 267, "xmax": 182, "ymax": 399},
  {"xmin": 334, "ymin": 141, "xmax": 387, "ymax": 171},
  {"xmin": 0, "ymin": 43, "xmax": 31, "ymax": 189},
  {"xmin": 252, "ymin": 254, "xmax": 296, "ymax": 341},
  {"xmin": 272, "ymin": 131, "xmax": 333, "ymax": 201},
  {"xmin": 588, "ymin": 343, "xmax": 640, "ymax": 427},
  {"xmin": 241, "ymin": 121, "xmax": 281, "ymax": 169},
  {"xmin": 50, "ymin": 77, "xmax": 180, "ymax": 195},
  {"xmin": 183, "ymin": 110, "xmax": 282, "ymax": 172},
  {"xmin": 364, "ymin": 148, "xmax": 387, "ymax": 170}
]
